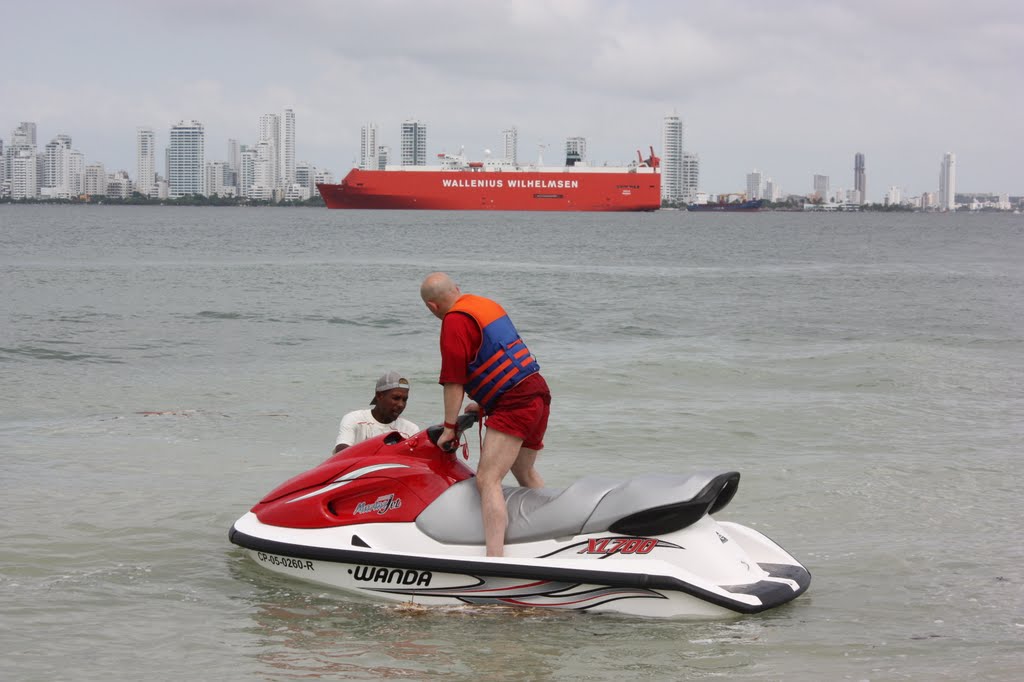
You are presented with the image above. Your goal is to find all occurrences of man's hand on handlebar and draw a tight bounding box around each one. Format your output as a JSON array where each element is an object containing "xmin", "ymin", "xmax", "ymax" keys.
[{"xmin": 437, "ymin": 427, "xmax": 457, "ymax": 452}]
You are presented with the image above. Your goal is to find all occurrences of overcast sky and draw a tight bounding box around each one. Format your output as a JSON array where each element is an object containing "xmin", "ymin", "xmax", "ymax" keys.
[{"xmin": 5, "ymin": 0, "xmax": 1021, "ymax": 198}]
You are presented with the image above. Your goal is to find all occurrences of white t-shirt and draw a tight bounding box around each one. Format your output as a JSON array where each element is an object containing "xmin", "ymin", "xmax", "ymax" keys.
[{"xmin": 336, "ymin": 409, "xmax": 419, "ymax": 448}]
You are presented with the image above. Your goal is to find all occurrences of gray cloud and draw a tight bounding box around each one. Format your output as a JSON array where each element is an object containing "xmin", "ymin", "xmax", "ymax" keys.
[{"xmin": 5, "ymin": 0, "xmax": 1021, "ymax": 196}]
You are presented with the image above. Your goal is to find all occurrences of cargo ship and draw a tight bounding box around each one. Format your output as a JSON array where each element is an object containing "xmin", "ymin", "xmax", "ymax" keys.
[{"xmin": 317, "ymin": 147, "xmax": 661, "ymax": 211}]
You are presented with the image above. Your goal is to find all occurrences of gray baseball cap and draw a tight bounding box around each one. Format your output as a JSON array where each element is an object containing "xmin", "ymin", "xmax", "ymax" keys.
[{"xmin": 371, "ymin": 371, "xmax": 411, "ymax": 404}]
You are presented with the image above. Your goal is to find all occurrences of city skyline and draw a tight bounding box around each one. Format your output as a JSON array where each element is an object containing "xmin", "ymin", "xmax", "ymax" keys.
[
  {"xmin": 6, "ymin": 114, "xmax": 1012, "ymax": 208},
  {"xmin": 2, "ymin": 1, "xmax": 1020, "ymax": 198}
]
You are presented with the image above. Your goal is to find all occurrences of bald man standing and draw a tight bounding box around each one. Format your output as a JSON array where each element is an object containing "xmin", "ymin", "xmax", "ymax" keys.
[{"xmin": 420, "ymin": 272, "xmax": 551, "ymax": 557}]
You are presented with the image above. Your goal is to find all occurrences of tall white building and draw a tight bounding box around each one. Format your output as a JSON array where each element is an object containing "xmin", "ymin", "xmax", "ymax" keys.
[
  {"xmin": 377, "ymin": 145, "xmax": 390, "ymax": 170},
  {"xmin": 204, "ymin": 161, "xmax": 234, "ymax": 197},
  {"xmin": 106, "ymin": 170, "xmax": 133, "ymax": 199},
  {"xmin": 565, "ymin": 136, "xmax": 587, "ymax": 165},
  {"xmin": 661, "ymin": 114, "xmax": 684, "ymax": 203},
  {"xmin": 295, "ymin": 161, "xmax": 315, "ymax": 196},
  {"xmin": 360, "ymin": 123, "xmax": 378, "ymax": 170},
  {"xmin": 227, "ymin": 139, "xmax": 240, "ymax": 174},
  {"xmin": 251, "ymin": 139, "xmax": 276, "ymax": 201},
  {"xmin": 137, "ymin": 127, "xmax": 156, "ymax": 197},
  {"xmin": 885, "ymin": 186, "xmax": 903, "ymax": 206},
  {"xmin": 854, "ymin": 152, "xmax": 866, "ymax": 204},
  {"xmin": 19, "ymin": 122, "xmax": 37, "ymax": 145},
  {"xmin": 813, "ymin": 174, "xmax": 830, "ymax": 200},
  {"xmin": 283, "ymin": 108, "xmax": 296, "ymax": 187},
  {"xmin": 764, "ymin": 178, "xmax": 782, "ymax": 202},
  {"xmin": 746, "ymin": 169, "xmax": 763, "ymax": 200},
  {"xmin": 503, "ymin": 127, "xmax": 518, "ymax": 165},
  {"xmin": 938, "ymin": 152, "xmax": 956, "ymax": 211},
  {"xmin": 42, "ymin": 135, "xmax": 73, "ymax": 198},
  {"xmin": 68, "ymin": 149, "xmax": 84, "ymax": 197},
  {"xmin": 681, "ymin": 152, "xmax": 700, "ymax": 204},
  {"xmin": 10, "ymin": 149, "xmax": 38, "ymax": 199},
  {"xmin": 239, "ymin": 146, "xmax": 256, "ymax": 199},
  {"xmin": 314, "ymin": 169, "xmax": 335, "ymax": 187},
  {"xmin": 258, "ymin": 113, "xmax": 281, "ymax": 189},
  {"xmin": 167, "ymin": 120, "xmax": 205, "ymax": 198},
  {"xmin": 401, "ymin": 119, "xmax": 426, "ymax": 166},
  {"xmin": 84, "ymin": 163, "xmax": 107, "ymax": 196}
]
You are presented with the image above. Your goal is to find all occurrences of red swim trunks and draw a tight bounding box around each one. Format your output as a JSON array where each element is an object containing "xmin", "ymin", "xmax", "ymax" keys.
[{"xmin": 484, "ymin": 374, "xmax": 551, "ymax": 450}]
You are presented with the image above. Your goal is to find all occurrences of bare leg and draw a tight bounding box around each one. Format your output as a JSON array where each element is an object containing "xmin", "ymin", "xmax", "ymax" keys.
[
  {"xmin": 510, "ymin": 447, "xmax": 544, "ymax": 488},
  {"xmin": 476, "ymin": 428, "xmax": 525, "ymax": 557}
]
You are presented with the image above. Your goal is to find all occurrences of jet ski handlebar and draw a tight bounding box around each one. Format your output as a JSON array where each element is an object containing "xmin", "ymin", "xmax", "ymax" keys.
[{"xmin": 426, "ymin": 412, "xmax": 478, "ymax": 451}]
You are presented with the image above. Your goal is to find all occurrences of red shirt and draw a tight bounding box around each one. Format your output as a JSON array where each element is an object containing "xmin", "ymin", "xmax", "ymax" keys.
[{"xmin": 439, "ymin": 311, "xmax": 547, "ymax": 402}]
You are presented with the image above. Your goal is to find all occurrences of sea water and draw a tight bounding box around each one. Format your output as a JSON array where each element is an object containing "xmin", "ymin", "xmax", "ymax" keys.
[{"xmin": 1, "ymin": 205, "xmax": 1022, "ymax": 680}]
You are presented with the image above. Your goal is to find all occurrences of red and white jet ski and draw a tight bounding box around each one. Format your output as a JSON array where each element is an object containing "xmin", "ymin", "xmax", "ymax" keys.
[{"xmin": 229, "ymin": 415, "xmax": 810, "ymax": 618}]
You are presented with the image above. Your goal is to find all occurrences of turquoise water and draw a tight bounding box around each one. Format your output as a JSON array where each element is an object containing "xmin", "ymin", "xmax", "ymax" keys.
[{"xmin": 1, "ymin": 205, "xmax": 1022, "ymax": 680}]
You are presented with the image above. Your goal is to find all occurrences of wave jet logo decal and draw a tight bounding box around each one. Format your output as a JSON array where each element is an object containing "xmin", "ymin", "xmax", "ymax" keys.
[{"xmin": 354, "ymin": 494, "xmax": 402, "ymax": 515}]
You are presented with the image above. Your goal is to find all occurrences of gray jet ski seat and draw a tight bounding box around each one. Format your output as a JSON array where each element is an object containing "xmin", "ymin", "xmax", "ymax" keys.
[{"xmin": 415, "ymin": 470, "xmax": 740, "ymax": 545}]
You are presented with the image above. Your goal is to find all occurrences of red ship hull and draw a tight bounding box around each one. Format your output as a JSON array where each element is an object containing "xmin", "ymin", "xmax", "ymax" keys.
[{"xmin": 317, "ymin": 168, "xmax": 661, "ymax": 211}]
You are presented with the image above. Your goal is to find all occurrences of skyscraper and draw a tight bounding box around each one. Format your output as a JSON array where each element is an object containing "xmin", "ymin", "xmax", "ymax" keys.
[
  {"xmin": 68, "ymin": 149, "xmax": 84, "ymax": 197},
  {"xmin": 854, "ymin": 152, "xmax": 866, "ymax": 204},
  {"xmin": 258, "ymin": 113, "xmax": 281, "ymax": 189},
  {"xmin": 167, "ymin": 120, "xmax": 205, "ymax": 198},
  {"xmin": 360, "ymin": 123, "xmax": 378, "ymax": 170},
  {"xmin": 661, "ymin": 113, "xmax": 684, "ymax": 204},
  {"xmin": 239, "ymin": 146, "xmax": 255, "ymax": 199},
  {"xmin": 83, "ymin": 163, "xmax": 107, "ymax": 196},
  {"xmin": 226, "ymin": 138, "xmax": 240, "ymax": 173},
  {"xmin": 746, "ymin": 169, "xmax": 763, "ymax": 200},
  {"xmin": 503, "ymin": 127, "xmax": 518, "ymax": 165},
  {"xmin": 401, "ymin": 119, "xmax": 426, "ymax": 166},
  {"xmin": 283, "ymin": 108, "xmax": 296, "ymax": 187},
  {"xmin": 19, "ymin": 122, "xmax": 37, "ymax": 145},
  {"xmin": 813, "ymin": 174, "xmax": 830, "ymax": 200},
  {"xmin": 938, "ymin": 152, "xmax": 956, "ymax": 211},
  {"xmin": 681, "ymin": 152, "xmax": 699, "ymax": 204},
  {"xmin": 5, "ymin": 123, "xmax": 37, "ymax": 191},
  {"xmin": 43, "ymin": 135, "xmax": 72, "ymax": 198},
  {"xmin": 10, "ymin": 149, "xmax": 38, "ymax": 199},
  {"xmin": 251, "ymin": 139, "xmax": 276, "ymax": 201},
  {"xmin": 137, "ymin": 127, "xmax": 155, "ymax": 197},
  {"xmin": 565, "ymin": 137, "xmax": 587, "ymax": 166}
]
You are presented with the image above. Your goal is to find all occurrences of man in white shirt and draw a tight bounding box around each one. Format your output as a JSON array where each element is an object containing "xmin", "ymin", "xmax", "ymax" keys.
[{"xmin": 334, "ymin": 371, "xmax": 419, "ymax": 453}]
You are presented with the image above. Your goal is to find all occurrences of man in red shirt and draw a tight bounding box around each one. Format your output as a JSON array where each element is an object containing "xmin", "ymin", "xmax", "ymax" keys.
[{"xmin": 420, "ymin": 272, "xmax": 551, "ymax": 557}]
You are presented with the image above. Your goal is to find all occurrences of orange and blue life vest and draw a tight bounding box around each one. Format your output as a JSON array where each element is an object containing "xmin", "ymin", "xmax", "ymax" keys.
[{"xmin": 447, "ymin": 294, "xmax": 540, "ymax": 412}]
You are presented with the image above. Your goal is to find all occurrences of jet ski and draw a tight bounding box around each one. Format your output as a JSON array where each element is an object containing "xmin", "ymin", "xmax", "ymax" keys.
[{"xmin": 229, "ymin": 414, "xmax": 810, "ymax": 618}]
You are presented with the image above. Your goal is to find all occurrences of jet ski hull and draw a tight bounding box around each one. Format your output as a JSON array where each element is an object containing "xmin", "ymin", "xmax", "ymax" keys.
[{"xmin": 230, "ymin": 512, "xmax": 809, "ymax": 618}]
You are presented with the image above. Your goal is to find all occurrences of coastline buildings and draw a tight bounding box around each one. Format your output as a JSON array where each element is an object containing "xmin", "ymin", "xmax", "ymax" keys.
[
  {"xmin": 167, "ymin": 120, "xmax": 205, "ymax": 198},
  {"xmin": 401, "ymin": 119, "xmax": 427, "ymax": 166},
  {"xmin": 939, "ymin": 152, "xmax": 956, "ymax": 211},
  {"xmin": 854, "ymin": 152, "xmax": 866, "ymax": 204}
]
